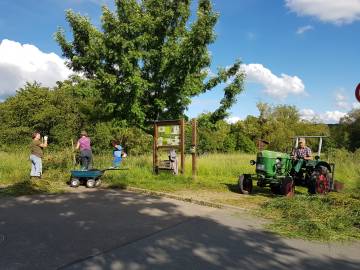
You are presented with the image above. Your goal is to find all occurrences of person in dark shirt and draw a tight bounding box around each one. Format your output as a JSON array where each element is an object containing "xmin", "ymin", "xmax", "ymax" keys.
[{"xmin": 30, "ymin": 131, "xmax": 48, "ymax": 178}]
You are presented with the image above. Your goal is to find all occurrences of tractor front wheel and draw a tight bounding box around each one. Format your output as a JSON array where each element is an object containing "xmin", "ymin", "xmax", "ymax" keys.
[
  {"xmin": 281, "ymin": 177, "xmax": 295, "ymax": 197},
  {"xmin": 238, "ymin": 174, "xmax": 253, "ymax": 194}
]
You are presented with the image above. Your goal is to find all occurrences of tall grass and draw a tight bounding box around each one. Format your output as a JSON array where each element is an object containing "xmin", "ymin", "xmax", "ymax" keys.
[
  {"xmin": 0, "ymin": 149, "xmax": 359, "ymax": 193},
  {"xmin": 95, "ymin": 152, "xmax": 255, "ymax": 192},
  {"xmin": 0, "ymin": 150, "xmax": 253, "ymax": 192}
]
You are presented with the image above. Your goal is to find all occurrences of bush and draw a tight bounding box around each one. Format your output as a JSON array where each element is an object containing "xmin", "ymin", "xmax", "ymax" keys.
[{"xmin": 89, "ymin": 121, "xmax": 152, "ymax": 155}]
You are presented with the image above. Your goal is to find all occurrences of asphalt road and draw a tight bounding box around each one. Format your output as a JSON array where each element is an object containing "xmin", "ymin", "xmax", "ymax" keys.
[{"xmin": 0, "ymin": 189, "xmax": 359, "ymax": 270}]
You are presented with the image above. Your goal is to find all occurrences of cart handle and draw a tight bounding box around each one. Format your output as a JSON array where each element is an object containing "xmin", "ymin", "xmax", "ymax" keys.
[{"xmin": 101, "ymin": 168, "xmax": 129, "ymax": 173}]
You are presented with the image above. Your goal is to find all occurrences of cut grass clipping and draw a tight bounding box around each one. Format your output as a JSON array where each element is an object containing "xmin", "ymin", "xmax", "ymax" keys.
[{"xmin": 259, "ymin": 191, "xmax": 360, "ymax": 241}]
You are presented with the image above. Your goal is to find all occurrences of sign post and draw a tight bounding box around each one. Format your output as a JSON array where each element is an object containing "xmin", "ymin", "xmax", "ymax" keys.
[{"xmin": 191, "ymin": 119, "xmax": 197, "ymax": 179}]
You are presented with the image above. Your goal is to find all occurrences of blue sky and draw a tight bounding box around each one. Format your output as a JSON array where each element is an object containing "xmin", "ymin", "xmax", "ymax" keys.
[{"xmin": 0, "ymin": 0, "xmax": 359, "ymax": 123}]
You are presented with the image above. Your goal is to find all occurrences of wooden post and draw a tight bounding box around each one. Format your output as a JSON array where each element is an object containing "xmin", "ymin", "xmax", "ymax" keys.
[
  {"xmin": 71, "ymin": 139, "xmax": 76, "ymax": 166},
  {"xmin": 192, "ymin": 119, "xmax": 197, "ymax": 179},
  {"xmin": 153, "ymin": 122, "xmax": 158, "ymax": 174},
  {"xmin": 180, "ymin": 119, "xmax": 185, "ymax": 175}
]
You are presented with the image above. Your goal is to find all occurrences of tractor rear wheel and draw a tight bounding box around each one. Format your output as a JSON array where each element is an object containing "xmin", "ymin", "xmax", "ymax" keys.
[
  {"xmin": 309, "ymin": 167, "xmax": 331, "ymax": 194},
  {"xmin": 281, "ymin": 177, "xmax": 295, "ymax": 197},
  {"xmin": 238, "ymin": 174, "xmax": 253, "ymax": 194}
]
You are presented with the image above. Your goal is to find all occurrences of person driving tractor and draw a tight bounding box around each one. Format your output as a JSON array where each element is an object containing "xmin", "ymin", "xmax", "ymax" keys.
[
  {"xmin": 292, "ymin": 138, "xmax": 312, "ymax": 173},
  {"xmin": 293, "ymin": 138, "xmax": 312, "ymax": 160}
]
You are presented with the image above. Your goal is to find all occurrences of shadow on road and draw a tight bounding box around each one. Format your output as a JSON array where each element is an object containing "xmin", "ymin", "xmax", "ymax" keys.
[
  {"xmin": 223, "ymin": 182, "xmax": 277, "ymax": 198},
  {"xmin": 0, "ymin": 180, "xmax": 50, "ymax": 197}
]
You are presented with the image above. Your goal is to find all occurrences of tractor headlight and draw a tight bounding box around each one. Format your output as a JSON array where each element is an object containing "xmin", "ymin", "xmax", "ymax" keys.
[
  {"xmin": 276, "ymin": 158, "xmax": 282, "ymax": 168},
  {"xmin": 250, "ymin": 160, "xmax": 256, "ymax": 165},
  {"xmin": 256, "ymin": 163, "xmax": 265, "ymax": 171}
]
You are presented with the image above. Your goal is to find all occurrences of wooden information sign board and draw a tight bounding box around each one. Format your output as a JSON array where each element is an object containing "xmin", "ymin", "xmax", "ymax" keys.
[{"xmin": 153, "ymin": 119, "xmax": 185, "ymax": 174}]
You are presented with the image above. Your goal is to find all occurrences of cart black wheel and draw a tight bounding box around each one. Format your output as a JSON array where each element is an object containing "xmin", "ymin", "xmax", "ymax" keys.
[
  {"xmin": 86, "ymin": 179, "xmax": 96, "ymax": 188},
  {"xmin": 70, "ymin": 178, "xmax": 80, "ymax": 188},
  {"xmin": 95, "ymin": 179, "xmax": 102, "ymax": 187},
  {"xmin": 281, "ymin": 177, "xmax": 295, "ymax": 197},
  {"xmin": 238, "ymin": 174, "xmax": 253, "ymax": 194}
]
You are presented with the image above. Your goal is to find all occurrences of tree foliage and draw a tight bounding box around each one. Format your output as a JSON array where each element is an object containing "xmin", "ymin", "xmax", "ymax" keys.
[
  {"xmin": 0, "ymin": 78, "xmax": 151, "ymax": 154},
  {"xmin": 0, "ymin": 81, "xmax": 82, "ymax": 146},
  {"xmin": 1, "ymin": 83, "xmax": 358, "ymax": 154},
  {"xmin": 339, "ymin": 109, "xmax": 360, "ymax": 151},
  {"xmin": 55, "ymin": 0, "xmax": 245, "ymax": 130}
]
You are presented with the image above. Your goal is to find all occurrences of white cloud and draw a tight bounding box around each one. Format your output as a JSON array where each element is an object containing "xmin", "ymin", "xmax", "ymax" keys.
[
  {"xmin": 241, "ymin": 63, "xmax": 305, "ymax": 99},
  {"xmin": 0, "ymin": 39, "xmax": 72, "ymax": 99},
  {"xmin": 352, "ymin": 102, "xmax": 360, "ymax": 109},
  {"xmin": 335, "ymin": 91, "xmax": 350, "ymax": 110},
  {"xmin": 296, "ymin": 25, "xmax": 314, "ymax": 34},
  {"xmin": 226, "ymin": 116, "xmax": 242, "ymax": 124},
  {"xmin": 321, "ymin": 111, "xmax": 347, "ymax": 123},
  {"xmin": 299, "ymin": 108, "xmax": 316, "ymax": 121},
  {"xmin": 334, "ymin": 89, "xmax": 360, "ymax": 110},
  {"xmin": 300, "ymin": 108, "xmax": 346, "ymax": 123},
  {"xmin": 285, "ymin": 0, "xmax": 360, "ymax": 25}
]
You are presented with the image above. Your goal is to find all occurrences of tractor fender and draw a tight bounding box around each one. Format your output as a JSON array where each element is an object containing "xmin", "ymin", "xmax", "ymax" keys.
[{"xmin": 315, "ymin": 161, "xmax": 331, "ymax": 173}]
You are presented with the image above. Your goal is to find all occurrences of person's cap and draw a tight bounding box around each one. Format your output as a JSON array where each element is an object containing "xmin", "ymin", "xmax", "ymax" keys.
[
  {"xmin": 299, "ymin": 138, "xmax": 306, "ymax": 144},
  {"xmin": 80, "ymin": 130, "xmax": 88, "ymax": 136}
]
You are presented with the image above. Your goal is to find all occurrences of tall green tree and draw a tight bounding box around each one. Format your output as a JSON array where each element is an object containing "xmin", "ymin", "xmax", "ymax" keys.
[
  {"xmin": 55, "ymin": 0, "xmax": 244, "ymax": 130},
  {"xmin": 340, "ymin": 109, "xmax": 360, "ymax": 151}
]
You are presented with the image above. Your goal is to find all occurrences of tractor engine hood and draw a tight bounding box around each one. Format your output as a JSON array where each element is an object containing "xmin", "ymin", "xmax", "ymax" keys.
[{"xmin": 257, "ymin": 150, "xmax": 291, "ymax": 160}]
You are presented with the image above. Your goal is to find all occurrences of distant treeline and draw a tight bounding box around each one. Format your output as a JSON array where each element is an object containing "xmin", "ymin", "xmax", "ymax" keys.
[{"xmin": 0, "ymin": 77, "xmax": 359, "ymax": 155}]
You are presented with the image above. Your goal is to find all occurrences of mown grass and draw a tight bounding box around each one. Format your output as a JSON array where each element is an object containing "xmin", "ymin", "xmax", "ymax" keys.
[
  {"xmin": 258, "ymin": 150, "xmax": 360, "ymax": 241},
  {"xmin": 0, "ymin": 149, "xmax": 359, "ymax": 241},
  {"xmin": 258, "ymin": 191, "xmax": 360, "ymax": 241}
]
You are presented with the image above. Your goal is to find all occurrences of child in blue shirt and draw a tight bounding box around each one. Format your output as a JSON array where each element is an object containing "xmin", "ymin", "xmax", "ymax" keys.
[{"xmin": 111, "ymin": 140, "xmax": 123, "ymax": 168}]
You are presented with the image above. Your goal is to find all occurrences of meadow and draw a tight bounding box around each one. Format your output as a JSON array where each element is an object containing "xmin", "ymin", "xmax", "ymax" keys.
[{"xmin": 0, "ymin": 149, "xmax": 359, "ymax": 241}]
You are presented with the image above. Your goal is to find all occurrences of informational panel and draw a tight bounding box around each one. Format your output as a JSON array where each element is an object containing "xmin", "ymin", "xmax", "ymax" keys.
[{"xmin": 157, "ymin": 125, "xmax": 180, "ymax": 146}]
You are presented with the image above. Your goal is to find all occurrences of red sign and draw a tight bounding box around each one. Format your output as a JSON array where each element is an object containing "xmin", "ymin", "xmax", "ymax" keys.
[{"xmin": 356, "ymin": 83, "xmax": 360, "ymax": 102}]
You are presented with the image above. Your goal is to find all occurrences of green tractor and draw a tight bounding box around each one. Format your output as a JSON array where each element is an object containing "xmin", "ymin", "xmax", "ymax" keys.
[{"xmin": 238, "ymin": 136, "xmax": 335, "ymax": 196}]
